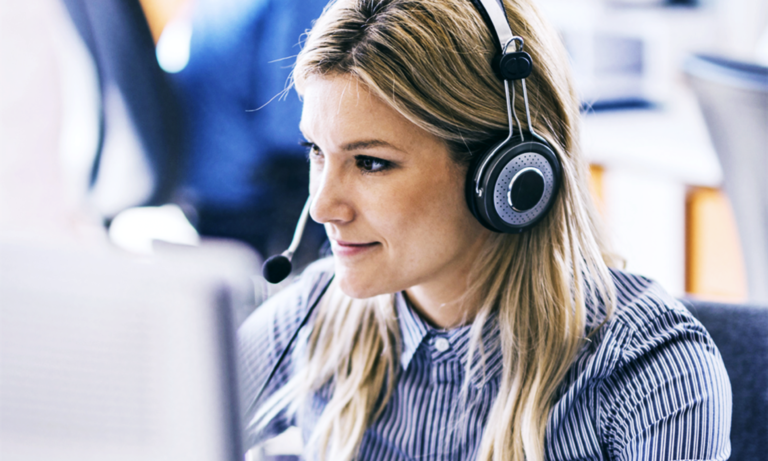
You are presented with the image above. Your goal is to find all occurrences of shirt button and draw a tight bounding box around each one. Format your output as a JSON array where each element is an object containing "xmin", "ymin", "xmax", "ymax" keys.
[{"xmin": 434, "ymin": 337, "xmax": 450, "ymax": 352}]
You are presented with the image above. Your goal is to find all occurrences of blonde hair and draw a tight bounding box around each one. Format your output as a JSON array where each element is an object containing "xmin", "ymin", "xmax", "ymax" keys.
[{"xmin": 262, "ymin": 0, "xmax": 619, "ymax": 459}]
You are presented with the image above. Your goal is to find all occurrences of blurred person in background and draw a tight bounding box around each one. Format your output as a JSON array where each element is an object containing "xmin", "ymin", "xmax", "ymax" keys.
[
  {"xmin": 0, "ymin": 0, "xmax": 106, "ymax": 245},
  {"xmin": 0, "ymin": 0, "xmax": 260, "ymax": 318},
  {"xmin": 60, "ymin": 0, "xmax": 186, "ymax": 219},
  {"xmin": 1, "ymin": 0, "xmax": 198, "ymax": 253}
]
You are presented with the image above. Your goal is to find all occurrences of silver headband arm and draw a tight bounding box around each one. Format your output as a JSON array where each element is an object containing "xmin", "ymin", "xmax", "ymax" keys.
[
  {"xmin": 472, "ymin": 0, "xmax": 543, "ymax": 197},
  {"xmin": 475, "ymin": 0, "xmax": 515, "ymax": 52},
  {"xmin": 475, "ymin": 79, "xmax": 522, "ymax": 196}
]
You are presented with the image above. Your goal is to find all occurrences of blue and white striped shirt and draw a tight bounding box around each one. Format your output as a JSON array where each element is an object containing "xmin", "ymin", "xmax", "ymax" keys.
[{"xmin": 238, "ymin": 258, "xmax": 731, "ymax": 460}]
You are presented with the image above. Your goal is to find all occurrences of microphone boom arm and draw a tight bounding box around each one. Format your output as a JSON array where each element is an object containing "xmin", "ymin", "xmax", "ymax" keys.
[{"xmin": 282, "ymin": 196, "xmax": 311, "ymax": 261}]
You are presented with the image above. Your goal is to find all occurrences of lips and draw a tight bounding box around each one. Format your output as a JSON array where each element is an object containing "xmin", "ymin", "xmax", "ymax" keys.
[{"xmin": 331, "ymin": 239, "xmax": 380, "ymax": 258}]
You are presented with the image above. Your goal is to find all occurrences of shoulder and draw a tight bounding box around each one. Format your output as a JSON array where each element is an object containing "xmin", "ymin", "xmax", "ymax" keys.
[
  {"xmin": 237, "ymin": 257, "xmax": 334, "ymax": 390},
  {"xmin": 239, "ymin": 256, "xmax": 335, "ymax": 348},
  {"xmin": 574, "ymin": 269, "xmax": 718, "ymax": 378},
  {"xmin": 596, "ymin": 269, "xmax": 731, "ymax": 460},
  {"xmin": 605, "ymin": 268, "xmax": 718, "ymax": 361},
  {"xmin": 237, "ymin": 257, "xmax": 335, "ymax": 446}
]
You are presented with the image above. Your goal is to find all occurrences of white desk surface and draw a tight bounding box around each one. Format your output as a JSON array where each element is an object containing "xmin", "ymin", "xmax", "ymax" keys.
[{"xmin": 581, "ymin": 88, "xmax": 723, "ymax": 188}]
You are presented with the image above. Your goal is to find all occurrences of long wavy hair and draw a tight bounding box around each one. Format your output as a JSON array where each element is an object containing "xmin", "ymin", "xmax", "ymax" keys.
[{"xmin": 257, "ymin": 1, "xmax": 619, "ymax": 459}]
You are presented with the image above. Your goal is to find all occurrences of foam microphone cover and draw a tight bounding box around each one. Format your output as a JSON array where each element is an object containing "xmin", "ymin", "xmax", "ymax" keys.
[{"xmin": 262, "ymin": 255, "xmax": 293, "ymax": 284}]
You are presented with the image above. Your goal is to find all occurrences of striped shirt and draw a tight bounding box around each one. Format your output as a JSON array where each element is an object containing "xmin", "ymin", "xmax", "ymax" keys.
[{"xmin": 238, "ymin": 258, "xmax": 732, "ymax": 460}]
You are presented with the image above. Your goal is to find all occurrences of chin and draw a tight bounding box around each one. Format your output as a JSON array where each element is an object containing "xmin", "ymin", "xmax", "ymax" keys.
[{"xmin": 334, "ymin": 259, "xmax": 391, "ymax": 299}]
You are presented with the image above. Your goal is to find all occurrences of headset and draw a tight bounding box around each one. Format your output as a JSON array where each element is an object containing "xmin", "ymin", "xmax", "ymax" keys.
[
  {"xmin": 253, "ymin": 0, "xmax": 562, "ymax": 414},
  {"xmin": 466, "ymin": 0, "xmax": 562, "ymax": 234}
]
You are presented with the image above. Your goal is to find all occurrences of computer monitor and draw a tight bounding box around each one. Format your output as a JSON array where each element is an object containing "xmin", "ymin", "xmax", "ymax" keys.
[{"xmin": 0, "ymin": 239, "xmax": 258, "ymax": 461}]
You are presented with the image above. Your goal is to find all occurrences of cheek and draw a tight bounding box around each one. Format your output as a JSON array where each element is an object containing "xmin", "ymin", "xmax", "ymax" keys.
[
  {"xmin": 366, "ymin": 183, "xmax": 431, "ymax": 241},
  {"xmin": 376, "ymin": 167, "xmax": 472, "ymax": 250}
]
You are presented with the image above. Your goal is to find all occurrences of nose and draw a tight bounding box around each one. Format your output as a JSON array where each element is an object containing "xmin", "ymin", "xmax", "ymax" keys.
[{"xmin": 309, "ymin": 162, "xmax": 355, "ymax": 225}]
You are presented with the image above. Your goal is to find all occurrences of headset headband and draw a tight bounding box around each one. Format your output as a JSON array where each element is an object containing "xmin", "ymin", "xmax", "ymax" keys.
[{"xmin": 470, "ymin": 0, "xmax": 515, "ymax": 53}]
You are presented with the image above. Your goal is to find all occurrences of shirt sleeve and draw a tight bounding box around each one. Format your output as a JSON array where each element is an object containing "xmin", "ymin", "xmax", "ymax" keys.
[
  {"xmin": 237, "ymin": 258, "xmax": 334, "ymax": 450},
  {"xmin": 600, "ymin": 305, "xmax": 732, "ymax": 461}
]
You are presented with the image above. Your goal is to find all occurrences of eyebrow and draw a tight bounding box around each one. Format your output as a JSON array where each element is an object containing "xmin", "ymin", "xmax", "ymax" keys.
[
  {"xmin": 341, "ymin": 139, "xmax": 402, "ymax": 152},
  {"xmin": 299, "ymin": 129, "xmax": 404, "ymax": 153}
]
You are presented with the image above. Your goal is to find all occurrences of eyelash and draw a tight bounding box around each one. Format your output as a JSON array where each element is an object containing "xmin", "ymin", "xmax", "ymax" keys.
[
  {"xmin": 299, "ymin": 141, "xmax": 394, "ymax": 174},
  {"xmin": 300, "ymin": 141, "xmax": 321, "ymax": 160}
]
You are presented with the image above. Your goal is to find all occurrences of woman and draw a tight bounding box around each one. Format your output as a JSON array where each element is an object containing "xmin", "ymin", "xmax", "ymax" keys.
[{"xmin": 238, "ymin": 0, "xmax": 732, "ymax": 459}]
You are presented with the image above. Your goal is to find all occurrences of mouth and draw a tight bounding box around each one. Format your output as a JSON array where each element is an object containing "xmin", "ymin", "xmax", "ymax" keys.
[{"xmin": 331, "ymin": 240, "xmax": 381, "ymax": 258}]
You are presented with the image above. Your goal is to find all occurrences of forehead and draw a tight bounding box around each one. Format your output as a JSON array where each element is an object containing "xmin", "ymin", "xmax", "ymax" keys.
[
  {"xmin": 298, "ymin": 74, "xmax": 432, "ymax": 151},
  {"xmin": 299, "ymin": 75, "xmax": 371, "ymax": 133}
]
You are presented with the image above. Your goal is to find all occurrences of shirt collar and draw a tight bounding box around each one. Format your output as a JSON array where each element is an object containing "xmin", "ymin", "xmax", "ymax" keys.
[
  {"xmin": 395, "ymin": 291, "xmax": 430, "ymax": 370},
  {"xmin": 395, "ymin": 292, "xmax": 503, "ymax": 387}
]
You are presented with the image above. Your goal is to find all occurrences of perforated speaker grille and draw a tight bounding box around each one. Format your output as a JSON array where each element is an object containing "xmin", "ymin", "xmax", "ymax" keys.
[{"xmin": 493, "ymin": 152, "xmax": 554, "ymax": 226}]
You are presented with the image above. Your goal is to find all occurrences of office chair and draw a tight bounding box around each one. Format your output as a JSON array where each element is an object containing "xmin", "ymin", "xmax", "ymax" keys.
[
  {"xmin": 684, "ymin": 54, "xmax": 768, "ymax": 304},
  {"xmin": 681, "ymin": 298, "xmax": 768, "ymax": 460}
]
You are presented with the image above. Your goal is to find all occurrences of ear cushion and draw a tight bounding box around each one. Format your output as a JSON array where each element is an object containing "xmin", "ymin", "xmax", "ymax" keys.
[
  {"xmin": 465, "ymin": 139, "xmax": 506, "ymax": 233},
  {"xmin": 466, "ymin": 136, "xmax": 562, "ymax": 233}
]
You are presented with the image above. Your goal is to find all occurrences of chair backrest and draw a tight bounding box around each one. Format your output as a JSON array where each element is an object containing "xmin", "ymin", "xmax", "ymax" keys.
[
  {"xmin": 681, "ymin": 298, "xmax": 768, "ymax": 461},
  {"xmin": 684, "ymin": 55, "xmax": 768, "ymax": 304}
]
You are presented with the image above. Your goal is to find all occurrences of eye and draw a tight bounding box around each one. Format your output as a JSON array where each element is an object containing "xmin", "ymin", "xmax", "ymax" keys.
[
  {"xmin": 355, "ymin": 155, "xmax": 392, "ymax": 173},
  {"xmin": 300, "ymin": 141, "xmax": 323, "ymax": 162}
]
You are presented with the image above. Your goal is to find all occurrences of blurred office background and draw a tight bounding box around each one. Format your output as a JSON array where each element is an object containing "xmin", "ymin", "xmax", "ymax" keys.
[{"xmin": 1, "ymin": 0, "xmax": 767, "ymax": 303}]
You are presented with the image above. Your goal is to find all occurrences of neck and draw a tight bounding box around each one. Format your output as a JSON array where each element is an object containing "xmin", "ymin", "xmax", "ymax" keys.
[
  {"xmin": 403, "ymin": 289, "xmax": 474, "ymax": 329},
  {"xmin": 404, "ymin": 237, "xmax": 488, "ymax": 329}
]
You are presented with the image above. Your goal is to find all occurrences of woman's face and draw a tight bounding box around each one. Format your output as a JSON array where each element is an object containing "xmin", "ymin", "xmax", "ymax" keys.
[{"xmin": 301, "ymin": 75, "xmax": 490, "ymax": 302}]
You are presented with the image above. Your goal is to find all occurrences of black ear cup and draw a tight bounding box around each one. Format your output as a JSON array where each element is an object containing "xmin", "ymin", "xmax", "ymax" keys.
[{"xmin": 466, "ymin": 136, "xmax": 562, "ymax": 233}]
